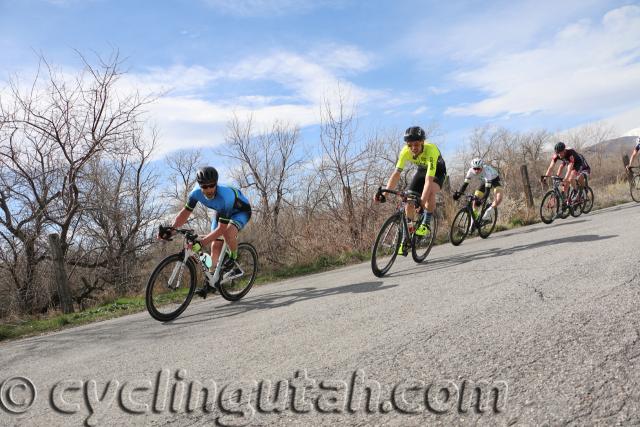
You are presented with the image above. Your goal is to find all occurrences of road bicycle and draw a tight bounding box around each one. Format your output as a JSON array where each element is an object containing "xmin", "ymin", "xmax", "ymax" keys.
[
  {"xmin": 540, "ymin": 176, "xmax": 578, "ymax": 224},
  {"xmin": 629, "ymin": 166, "xmax": 640, "ymax": 202},
  {"xmin": 145, "ymin": 226, "xmax": 258, "ymax": 321},
  {"xmin": 449, "ymin": 193, "xmax": 498, "ymax": 246},
  {"xmin": 371, "ymin": 188, "xmax": 438, "ymax": 277}
]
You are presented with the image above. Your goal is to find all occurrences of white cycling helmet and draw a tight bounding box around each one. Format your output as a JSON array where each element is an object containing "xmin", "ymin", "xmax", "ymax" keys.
[{"xmin": 471, "ymin": 158, "xmax": 484, "ymax": 169}]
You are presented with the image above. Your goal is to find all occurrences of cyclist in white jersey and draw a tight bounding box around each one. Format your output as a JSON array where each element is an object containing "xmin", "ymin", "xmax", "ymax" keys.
[
  {"xmin": 627, "ymin": 137, "xmax": 640, "ymax": 171},
  {"xmin": 453, "ymin": 158, "xmax": 504, "ymax": 221}
]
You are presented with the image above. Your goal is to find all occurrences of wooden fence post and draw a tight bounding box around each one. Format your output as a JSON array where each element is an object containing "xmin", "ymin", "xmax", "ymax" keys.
[
  {"xmin": 520, "ymin": 164, "xmax": 534, "ymax": 208},
  {"xmin": 48, "ymin": 233, "xmax": 74, "ymax": 314}
]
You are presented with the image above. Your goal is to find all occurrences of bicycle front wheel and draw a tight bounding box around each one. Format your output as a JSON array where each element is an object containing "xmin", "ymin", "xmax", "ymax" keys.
[
  {"xmin": 412, "ymin": 213, "xmax": 438, "ymax": 263},
  {"xmin": 145, "ymin": 253, "xmax": 197, "ymax": 321},
  {"xmin": 371, "ymin": 213, "xmax": 402, "ymax": 277},
  {"xmin": 630, "ymin": 177, "xmax": 640, "ymax": 202},
  {"xmin": 540, "ymin": 191, "xmax": 558, "ymax": 224},
  {"xmin": 218, "ymin": 243, "xmax": 258, "ymax": 302},
  {"xmin": 478, "ymin": 207, "xmax": 498, "ymax": 239},
  {"xmin": 449, "ymin": 208, "xmax": 470, "ymax": 246}
]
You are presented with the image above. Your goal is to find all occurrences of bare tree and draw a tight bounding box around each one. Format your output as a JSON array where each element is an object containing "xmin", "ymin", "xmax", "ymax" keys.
[
  {"xmin": 223, "ymin": 114, "xmax": 302, "ymax": 233},
  {"xmin": 163, "ymin": 148, "xmax": 211, "ymax": 233},
  {"xmin": 0, "ymin": 51, "xmax": 153, "ymax": 313},
  {"xmin": 317, "ymin": 91, "xmax": 366, "ymax": 243},
  {"xmin": 74, "ymin": 128, "xmax": 162, "ymax": 302}
]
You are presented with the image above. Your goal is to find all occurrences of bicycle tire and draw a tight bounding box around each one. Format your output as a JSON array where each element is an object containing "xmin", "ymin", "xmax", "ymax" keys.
[
  {"xmin": 540, "ymin": 190, "xmax": 559, "ymax": 224},
  {"xmin": 557, "ymin": 191, "xmax": 571, "ymax": 219},
  {"xmin": 450, "ymin": 207, "xmax": 470, "ymax": 246},
  {"xmin": 145, "ymin": 253, "xmax": 197, "ymax": 321},
  {"xmin": 569, "ymin": 189, "xmax": 582, "ymax": 218},
  {"xmin": 371, "ymin": 213, "xmax": 402, "ymax": 277},
  {"xmin": 478, "ymin": 207, "xmax": 498, "ymax": 239},
  {"xmin": 582, "ymin": 186, "xmax": 594, "ymax": 213},
  {"xmin": 411, "ymin": 214, "xmax": 438, "ymax": 263},
  {"xmin": 630, "ymin": 177, "xmax": 640, "ymax": 203},
  {"xmin": 218, "ymin": 243, "xmax": 258, "ymax": 301}
]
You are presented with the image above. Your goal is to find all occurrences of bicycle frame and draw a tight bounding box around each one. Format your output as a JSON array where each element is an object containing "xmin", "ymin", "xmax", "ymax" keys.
[
  {"xmin": 463, "ymin": 193, "xmax": 491, "ymax": 227},
  {"xmin": 166, "ymin": 231, "xmax": 243, "ymax": 290},
  {"xmin": 380, "ymin": 189, "xmax": 421, "ymax": 248}
]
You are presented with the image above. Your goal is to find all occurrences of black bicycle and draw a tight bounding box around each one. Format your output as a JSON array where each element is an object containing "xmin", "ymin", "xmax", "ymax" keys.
[
  {"xmin": 449, "ymin": 193, "xmax": 498, "ymax": 246},
  {"xmin": 371, "ymin": 188, "xmax": 438, "ymax": 277},
  {"xmin": 145, "ymin": 227, "xmax": 258, "ymax": 321},
  {"xmin": 540, "ymin": 176, "xmax": 576, "ymax": 224},
  {"xmin": 629, "ymin": 166, "xmax": 640, "ymax": 202}
]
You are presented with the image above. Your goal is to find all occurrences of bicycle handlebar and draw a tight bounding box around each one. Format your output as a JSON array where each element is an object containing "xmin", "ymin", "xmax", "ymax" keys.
[
  {"xmin": 158, "ymin": 225, "xmax": 198, "ymax": 242},
  {"xmin": 376, "ymin": 187, "xmax": 421, "ymax": 206}
]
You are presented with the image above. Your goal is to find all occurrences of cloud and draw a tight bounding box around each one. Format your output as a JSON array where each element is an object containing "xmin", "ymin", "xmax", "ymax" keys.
[
  {"xmin": 412, "ymin": 106, "xmax": 428, "ymax": 115},
  {"xmin": 403, "ymin": 0, "xmax": 610, "ymax": 62},
  {"xmin": 445, "ymin": 5, "xmax": 640, "ymax": 118},
  {"xmin": 123, "ymin": 46, "xmax": 387, "ymax": 157},
  {"xmin": 200, "ymin": 0, "xmax": 343, "ymax": 17}
]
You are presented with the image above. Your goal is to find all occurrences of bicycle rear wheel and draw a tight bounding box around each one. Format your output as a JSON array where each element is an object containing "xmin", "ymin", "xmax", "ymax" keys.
[
  {"xmin": 569, "ymin": 189, "xmax": 582, "ymax": 218},
  {"xmin": 145, "ymin": 253, "xmax": 197, "ymax": 321},
  {"xmin": 450, "ymin": 208, "xmax": 470, "ymax": 246},
  {"xmin": 218, "ymin": 243, "xmax": 258, "ymax": 302},
  {"xmin": 371, "ymin": 213, "xmax": 402, "ymax": 277},
  {"xmin": 478, "ymin": 207, "xmax": 498, "ymax": 239},
  {"xmin": 540, "ymin": 190, "xmax": 558, "ymax": 224},
  {"xmin": 631, "ymin": 176, "xmax": 640, "ymax": 202},
  {"xmin": 580, "ymin": 186, "xmax": 593, "ymax": 214},
  {"xmin": 412, "ymin": 213, "xmax": 438, "ymax": 263}
]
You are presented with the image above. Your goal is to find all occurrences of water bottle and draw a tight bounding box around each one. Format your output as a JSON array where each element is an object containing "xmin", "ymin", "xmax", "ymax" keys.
[{"xmin": 200, "ymin": 253, "xmax": 213, "ymax": 269}]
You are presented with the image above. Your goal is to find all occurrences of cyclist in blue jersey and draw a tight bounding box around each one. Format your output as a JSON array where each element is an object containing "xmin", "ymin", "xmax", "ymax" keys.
[
  {"xmin": 159, "ymin": 166, "xmax": 252, "ymax": 291},
  {"xmin": 626, "ymin": 137, "xmax": 640, "ymax": 171}
]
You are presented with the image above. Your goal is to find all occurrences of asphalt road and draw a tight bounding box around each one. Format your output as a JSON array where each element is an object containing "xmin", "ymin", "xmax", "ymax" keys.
[{"xmin": 2, "ymin": 202, "xmax": 640, "ymax": 426}]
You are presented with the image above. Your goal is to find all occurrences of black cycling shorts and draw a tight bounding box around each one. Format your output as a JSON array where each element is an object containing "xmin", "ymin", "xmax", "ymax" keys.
[{"xmin": 408, "ymin": 160, "xmax": 447, "ymax": 193}]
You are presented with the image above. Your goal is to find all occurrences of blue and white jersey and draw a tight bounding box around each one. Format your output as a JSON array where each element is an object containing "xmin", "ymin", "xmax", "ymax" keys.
[{"xmin": 185, "ymin": 184, "xmax": 251, "ymax": 222}]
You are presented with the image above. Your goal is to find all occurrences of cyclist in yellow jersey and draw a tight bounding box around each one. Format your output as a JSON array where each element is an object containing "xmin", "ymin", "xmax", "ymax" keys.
[{"xmin": 374, "ymin": 126, "xmax": 447, "ymax": 251}]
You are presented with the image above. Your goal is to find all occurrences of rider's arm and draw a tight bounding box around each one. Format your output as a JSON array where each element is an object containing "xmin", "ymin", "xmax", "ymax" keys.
[
  {"xmin": 384, "ymin": 147, "xmax": 410, "ymax": 191},
  {"xmin": 543, "ymin": 158, "xmax": 556, "ymax": 178},
  {"xmin": 385, "ymin": 169, "xmax": 402, "ymax": 190},
  {"xmin": 171, "ymin": 208, "xmax": 192, "ymax": 229},
  {"xmin": 458, "ymin": 168, "xmax": 473, "ymax": 193}
]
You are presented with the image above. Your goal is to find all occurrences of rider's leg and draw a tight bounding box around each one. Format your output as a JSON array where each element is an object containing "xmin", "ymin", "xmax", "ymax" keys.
[
  {"xmin": 210, "ymin": 239, "xmax": 224, "ymax": 271},
  {"xmin": 209, "ymin": 218, "xmax": 224, "ymax": 271},
  {"xmin": 493, "ymin": 186, "xmax": 503, "ymax": 207},
  {"xmin": 405, "ymin": 169, "xmax": 425, "ymax": 222},
  {"xmin": 473, "ymin": 187, "xmax": 485, "ymax": 218},
  {"xmin": 416, "ymin": 176, "xmax": 441, "ymax": 236},
  {"xmin": 223, "ymin": 211, "xmax": 250, "ymax": 266}
]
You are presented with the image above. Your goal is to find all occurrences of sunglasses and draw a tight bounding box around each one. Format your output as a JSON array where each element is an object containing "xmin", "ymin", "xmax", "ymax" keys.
[
  {"xmin": 200, "ymin": 183, "xmax": 216, "ymax": 190},
  {"xmin": 473, "ymin": 167, "xmax": 482, "ymax": 171}
]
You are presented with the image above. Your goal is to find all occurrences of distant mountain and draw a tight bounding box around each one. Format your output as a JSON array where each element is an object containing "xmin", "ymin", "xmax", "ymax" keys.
[{"xmin": 584, "ymin": 135, "xmax": 639, "ymax": 158}]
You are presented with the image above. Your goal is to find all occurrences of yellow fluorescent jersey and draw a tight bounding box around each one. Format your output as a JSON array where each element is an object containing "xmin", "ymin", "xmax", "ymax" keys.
[{"xmin": 395, "ymin": 141, "xmax": 442, "ymax": 177}]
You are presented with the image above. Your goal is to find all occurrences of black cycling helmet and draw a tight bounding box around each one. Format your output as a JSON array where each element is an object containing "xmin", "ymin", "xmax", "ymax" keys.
[
  {"xmin": 404, "ymin": 126, "xmax": 426, "ymax": 142},
  {"xmin": 196, "ymin": 166, "xmax": 218, "ymax": 185},
  {"xmin": 554, "ymin": 142, "xmax": 566, "ymax": 153}
]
